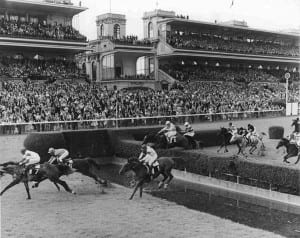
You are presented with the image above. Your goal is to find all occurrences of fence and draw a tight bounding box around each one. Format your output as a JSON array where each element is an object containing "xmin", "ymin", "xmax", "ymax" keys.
[{"xmin": 0, "ymin": 109, "xmax": 284, "ymax": 135}]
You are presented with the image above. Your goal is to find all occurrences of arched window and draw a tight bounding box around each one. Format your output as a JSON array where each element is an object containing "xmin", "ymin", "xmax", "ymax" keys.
[
  {"xmin": 113, "ymin": 24, "xmax": 120, "ymax": 39},
  {"xmin": 148, "ymin": 22, "xmax": 154, "ymax": 38},
  {"xmin": 100, "ymin": 24, "xmax": 104, "ymax": 37}
]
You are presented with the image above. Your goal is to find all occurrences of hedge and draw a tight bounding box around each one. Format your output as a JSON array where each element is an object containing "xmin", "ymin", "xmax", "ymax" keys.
[
  {"xmin": 269, "ymin": 126, "xmax": 284, "ymax": 139},
  {"xmin": 62, "ymin": 130, "xmax": 115, "ymax": 158},
  {"xmin": 116, "ymin": 139, "xmax": 300, "ymax": 195},
  {"xmin": 24, "ymin": 132, "xmax": 67, "ymax": 163}
]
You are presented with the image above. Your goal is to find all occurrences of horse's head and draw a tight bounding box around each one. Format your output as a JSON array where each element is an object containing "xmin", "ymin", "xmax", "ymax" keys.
[
  {"xmin": 119, "ymin": 157, "xmax": 140, "ymax": 175},
  {"xmin": 0, "ymin": 164, "xmax": 24, "ymax": 179},
  {"xmin": 276, "ymin": 138, "xmax": 289, "ymax": 149},
  {"xmin": 219, "ymin": 127, "xmax": 227, "ymax": 135}
]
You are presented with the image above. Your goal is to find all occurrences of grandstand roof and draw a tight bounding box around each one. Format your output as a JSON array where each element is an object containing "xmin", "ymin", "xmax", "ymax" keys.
[
  {"xmin": 0, "ymin": 0, "xmax": 87, "ymax": 17},
  {"xmin": 159, "ymin": 18, "xmax": 300, "ymax": 39}
]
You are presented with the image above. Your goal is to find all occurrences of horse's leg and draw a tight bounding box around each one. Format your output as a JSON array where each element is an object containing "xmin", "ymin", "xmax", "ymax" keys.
[
  {"xmin": 55, "ymin": 179, "xmax": 76, "ymax": 194},
  {"xmin": 295, "ymin": 154, "xmax": 300, "ymax": 164},
  {"xmin": 158, "ymin": 172, "xmax": 168, "ymax": 189},
  {"xmin": 53, "ymin": 182, "xmax": 61, "ymax": 191},
  {"xmin": 32, "ymin": 176, "xmax": 48, "ymax": 188},
  {"xmin": 139, "ymin": 182, "xmax": 143, "ymax": 198},
  {"xmin": 164, "ymin": 171, "xmax": 174, "ymax": 189},
  {"xmin": 217, "ymin": 143, "xmax": 224, "ymax": 153},
  {"xmin": 283, "ymin": 154, "xmax": 292, "ymax": 163},
  {"xmin": 129, "ymin": 180, "xmax": 143, "ymax": 200},
  {"xmin": 23, "ymin": 181, "xmax": 31, "ymax": 200},
  {"xmin": 0, "ymin": 178, "xmax": 21, "ymax": 197}
]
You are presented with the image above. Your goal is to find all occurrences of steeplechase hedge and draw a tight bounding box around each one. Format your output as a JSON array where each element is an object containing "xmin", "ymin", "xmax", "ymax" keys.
[
  {"xmin": 269, "ymin": 126, "xmax": 284, "ymax": 139},
  {"xmin": 115, "ymin": 139, "xmax": 300, "ymax": 195},
  {"xmin": 23, "ymin": 127, "xmax": 300, "ymax": 194}
]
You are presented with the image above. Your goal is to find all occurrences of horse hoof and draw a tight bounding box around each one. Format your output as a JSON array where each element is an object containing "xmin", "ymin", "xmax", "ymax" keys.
[
  {"xmin": 164, "ymin": 184, "xmax": 169, "ymax": 189},
  {"xmin": 71, "ymin": 191, "xmax": 76, "ymax": 195},
  {"xmin": 158, "ymin": 182, "xmax": 164, "ymax": 189}
]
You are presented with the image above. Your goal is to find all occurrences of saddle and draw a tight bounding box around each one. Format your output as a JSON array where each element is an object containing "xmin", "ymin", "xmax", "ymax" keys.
[{"xmin": 26, "ymin": 164, "xmax": 40, "ymax": 176}]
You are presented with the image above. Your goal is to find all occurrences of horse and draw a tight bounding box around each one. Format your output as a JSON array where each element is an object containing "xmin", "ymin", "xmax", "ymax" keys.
[
  {"xmin": 217, "ymin": 127, "xmax": 243, "ymax": 153},
  {"xmin": 276, "ymin": 138, "xmax": 300, "ymax": 164},
  {"xmin": 142, "ymin": 132, "xmax": 195, "ymax": 150},
  {"xmin": 230, "ymin": 132, "xmax": 266, "ymax": 156},
  {"xmin": 32, "ymin": 157, "xmax": 107, "ymax": 189},
  {"xmin": 0, "ymin": 161, "xmax": 75, "ymax": 200},
  {"xmin": 119, "ymin": 157, "xmax": 183, "ymax": 200}
]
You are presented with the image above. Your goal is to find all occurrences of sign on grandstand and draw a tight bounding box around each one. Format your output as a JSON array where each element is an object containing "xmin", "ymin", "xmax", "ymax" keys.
[{"xmin": 284, "ymin": 72, "xmax": 291, "ymax": 80}]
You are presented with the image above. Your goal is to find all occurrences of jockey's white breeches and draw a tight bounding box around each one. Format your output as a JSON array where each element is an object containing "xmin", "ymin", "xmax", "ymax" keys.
[
  {"xmin": 141, "ymin": 154, "xmax": 158, "ymax": 166},
  {"xmin": 57, "ymin": 151, "xmax": 69, "ymax": 163},
  {"xmin": 165, "ymin": 131, "xmax": 177, "ymax": 139},
  {"xmin": 184, "ymin": 132, "xmax": 195, "ymax": 137},
  {"xmin": 25, "ymin": 156, "xmax": 40, "ymax": 166}
]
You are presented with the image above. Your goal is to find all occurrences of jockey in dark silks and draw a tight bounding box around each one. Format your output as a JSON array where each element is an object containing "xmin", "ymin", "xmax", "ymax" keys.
[
  {"xmin": 183, "ymin": 122, "xmax": 195, "ymax": 145},
  {"xmin": 292, "ymin": 118, "xmax": 300, "ymax": 133},
  {"xmin": 246, "ymin": 123, "xmax": 257, "ymax": 143}
]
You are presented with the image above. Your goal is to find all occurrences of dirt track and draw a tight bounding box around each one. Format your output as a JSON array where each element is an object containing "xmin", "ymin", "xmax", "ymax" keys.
[{"xmin": 0, "ymin": 117, "xmax": 295, "ymax": 238}]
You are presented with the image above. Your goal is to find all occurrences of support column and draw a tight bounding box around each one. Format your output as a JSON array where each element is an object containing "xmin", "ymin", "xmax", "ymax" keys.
[
  {"xmin": 96, "ymin": 59, "xmax": 101, "ymax": 82},
  {"xmin": 86, "ymin": 60, "xmax": 92, "ymax": 81},
  {"xmin": 154, "ymin": 55, "xmax": 159, "ymax": 81}
]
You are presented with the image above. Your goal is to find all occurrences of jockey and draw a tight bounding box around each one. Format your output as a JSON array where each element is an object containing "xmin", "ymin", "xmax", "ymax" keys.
[
  {"xmin": 292, "ymin": 117, "xmax": 300, "ymax": 133},
  {"xmin": 183, "ymin": 121, "xmax": 195, "ymax": 143},
  {"xmin": 246, "ymin": 123, "xmax": 257, "ymax": 142},
  {"xmin": 138, "ymin": 144, "xmax": 159, "ymax": 177},
  {"xmin": 228, "ymin": 122, "xmax": 238, "ymax": 135},
  {"xmin": 48, "ymin": 147, "xmax": 71, "ymax": 166},
  {"xmin": 19, "ymin": 148, "xmax": 41, "ymax": 175},
  {"xmin": 158, "ymin": 121, "xmax": 177, "ymax": 144}
]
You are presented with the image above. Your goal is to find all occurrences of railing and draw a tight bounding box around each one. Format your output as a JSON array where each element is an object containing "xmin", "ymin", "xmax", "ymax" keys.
[{"xmin": 0, "ymin": 109, "xmax": 284, "ymax": 135}]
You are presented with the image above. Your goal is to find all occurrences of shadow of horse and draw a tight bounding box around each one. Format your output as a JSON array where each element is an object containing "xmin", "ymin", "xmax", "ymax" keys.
[{"xmin": 119, "ymin": 157, "xmax": 184, "ymax": 200}]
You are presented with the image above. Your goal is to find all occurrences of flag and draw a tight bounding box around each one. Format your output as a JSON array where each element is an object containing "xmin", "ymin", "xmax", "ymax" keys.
[{"xmin": 230, "ymin": 0, "xmax": 234, "ymax": 8}]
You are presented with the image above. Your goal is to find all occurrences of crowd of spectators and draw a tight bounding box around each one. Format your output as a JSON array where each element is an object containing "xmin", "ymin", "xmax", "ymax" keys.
[
  {"xmin": 0, "ymin": 78, "xmax": 288, "ymax": 126},
  {"xmin": 0, "ymin": 57, "xmax": 82, "ymax": 80},
  {"xmin": 99, "ymin": 35, "xmax": 152, "ymax": 46},
  {"xmin": 167, "ymin": 31, "xmax": 300, "ymax": 57},
  {"xmin": 0, "ymin": 18, "xmax": 86, "ymax": 42},
  {"xmin": 160, "ymin": 64, "xmax": 285, "ymax": 83}
]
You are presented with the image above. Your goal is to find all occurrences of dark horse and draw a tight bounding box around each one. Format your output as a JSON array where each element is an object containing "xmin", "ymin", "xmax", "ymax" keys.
[
  {"xmin": 0, "ymin": 161, "xmax": 75, "ymax": 199},
  {"xmin": 276, "ymin": 138, "xmax": 300, "ymax": 164},
  {"xmin": 142, "ymin": 132, "xmax": 197, "ymax": 150},
  {"xmin": 119, "ymin": 157, "xmax": 183, "ymax": 200},
  {"xmin": 217, "ymin": 127, "xmax": 242, "ymax": 153},
  {"xmin": 32, "ymin": 157, "xmax": 107, "ymax": 189}
]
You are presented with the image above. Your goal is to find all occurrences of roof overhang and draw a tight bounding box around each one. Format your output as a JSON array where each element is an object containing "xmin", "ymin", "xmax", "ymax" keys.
[
  {"xmin": 0, "ymin": 0, "xmax": 88, "ymax": 17},
  {"xmin": 158, "ymin": 49, "xmax": 300, "ymax": 64},
  {"xmin": 159, "ymin": 18, "xmax": 300, "ymax": 39}
]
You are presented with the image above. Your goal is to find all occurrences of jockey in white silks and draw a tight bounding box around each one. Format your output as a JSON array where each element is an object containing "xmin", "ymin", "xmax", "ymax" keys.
[
  {"xmin": 48, "ymin": 147, "xmax": 71, "ymax": 166},
  {"xmin": 228, "ymin": 122, "xmax": 238, "ymax": 135},
  {"xmin": 158, "ymin": 121, "xmax": 177, "ymax": 143},
  {"xmin": 19, "ymin": 148, "xmax": 41, "ymax": 175},
  {"xmin": 184, "ymin": 122, "xmax": 195, "ymax": 137},
  {"xmin": 139, "ymin": 144, "xmax": 159, "ymax": 175}
]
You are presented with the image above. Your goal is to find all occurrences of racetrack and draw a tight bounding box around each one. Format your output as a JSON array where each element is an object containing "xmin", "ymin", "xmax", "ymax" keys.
[{"xmin": 0, "ymin": 116, "xmax": 298, "ymax": 238}]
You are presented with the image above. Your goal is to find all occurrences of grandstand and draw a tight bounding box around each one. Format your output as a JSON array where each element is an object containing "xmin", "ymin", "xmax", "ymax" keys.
[{"xmin": 0, "ymin": 0, "xmax": 88, "ymax": 81}]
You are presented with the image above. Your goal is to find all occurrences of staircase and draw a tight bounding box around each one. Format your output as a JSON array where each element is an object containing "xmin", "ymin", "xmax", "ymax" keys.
[{"xmin": 158, "ymin": 69, "xmax": 178, "ymax": 86}]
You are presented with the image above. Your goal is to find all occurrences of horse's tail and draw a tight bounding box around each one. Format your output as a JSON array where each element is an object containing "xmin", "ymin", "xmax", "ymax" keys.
[{"xmin": 171, "ymin": 157, "xmax": 186, "ymax": 171}]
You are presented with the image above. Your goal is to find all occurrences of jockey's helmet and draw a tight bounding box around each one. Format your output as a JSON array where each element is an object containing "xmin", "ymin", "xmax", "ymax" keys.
[
  {"xmin": 20, "ymin": 148, "xmax": 26, "ymax": 154},
  {"xmin": 48, "ymin": 147, "xmax": 55, "ymax": 154},
  {"xmin": 141, "ymin": 144, "xmax": 147, "ymax": 151},
  {"xmin": 184, "ymin": 122, "xmax": 189, "ymax": 127},
  {"xmin": 165, "ymin": 121, "xmax": 171, "ymax": 125}
]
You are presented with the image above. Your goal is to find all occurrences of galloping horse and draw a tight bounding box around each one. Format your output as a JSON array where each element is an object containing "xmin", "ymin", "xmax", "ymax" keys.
[
  {"xmin": 142, "ymin": 132, "xmax": 191, "ymax": 149},
  {"xmin": 0, "ymin": 161, "xmax": 75, "ymax": 199},
  {"xmin": 276, "ymin": 138, "xmax": 300, "ymax": 164},
  {"xmin": 230, "ymin": 132, "xmax": 266, "ymax": 156},
  {"xmin": 119, "ymin": 157, "xmax": 183, "ymax": 200},
  {"xmin": 32, "ymin": 157, "xmax": 107, "ymax": 189}
]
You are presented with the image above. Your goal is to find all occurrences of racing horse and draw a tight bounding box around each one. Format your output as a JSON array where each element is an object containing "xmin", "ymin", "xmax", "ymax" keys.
[
  {"xmin": 217, "ymin": 127, "xmax": 246, "ymax": 154},
  {"xmin": 142, "ymin": 131, "xmax": 195, "ymax": 149},
  {"xmin": 119, "ymin": 157, "xmax": 184, "ymax": 200},
  {"xmin": 276, "ymin": 138, "xmax": 300, "ymax": 164},
  {"xmin": 230, "ymin": 132, "xmax": 266, "ymax": 156},
  {"xmin": 32, "ymin": 157, "xmax": 107, "ymax": 189},
  {"xmin": 0, "ymin": 161, "xmax": 75, "ymax": 199}
]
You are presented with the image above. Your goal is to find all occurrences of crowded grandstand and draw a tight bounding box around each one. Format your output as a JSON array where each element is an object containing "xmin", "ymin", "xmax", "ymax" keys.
[{"xmin": 0, "ymin": 2, "xmax": 299, "ymax": 133}]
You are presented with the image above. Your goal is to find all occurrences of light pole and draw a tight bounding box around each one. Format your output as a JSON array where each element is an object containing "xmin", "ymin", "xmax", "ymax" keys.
[{"xmin": 285, "ymin": 72, "xmax": 290, "ymax": 115}]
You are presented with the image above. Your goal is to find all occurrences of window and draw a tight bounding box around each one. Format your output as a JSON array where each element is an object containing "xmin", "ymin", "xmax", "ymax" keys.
[
  {"xmin": 148, "ymin": 22, "xmax": 154, "ymax": 38},
  {"xmin": 100, "ymin": 24, "xmax": 104, "ymax": 37},
  {"xmin": 113, "ymin": 24, "xmax": 120, "ymax": 39}
]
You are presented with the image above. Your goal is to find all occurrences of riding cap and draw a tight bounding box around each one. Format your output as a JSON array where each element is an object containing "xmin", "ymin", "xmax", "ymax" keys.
[
  {"xmin": 48, "ymin": 147, "xmax": 55, "ymax": 154},
  {"xmin": 165, "ymin": 121, "xmax": 171, "ymax": 125},
  {"xmin": 20, "ymin": 148, "xmax": 27, "ymax": 154},
  {"xmin": 141, "ymin": 144, "xmax": 147, "ymax": 150},
  {"xmin": 184, "ymin": 122, "xmax": 189, "ymax": 127}
]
